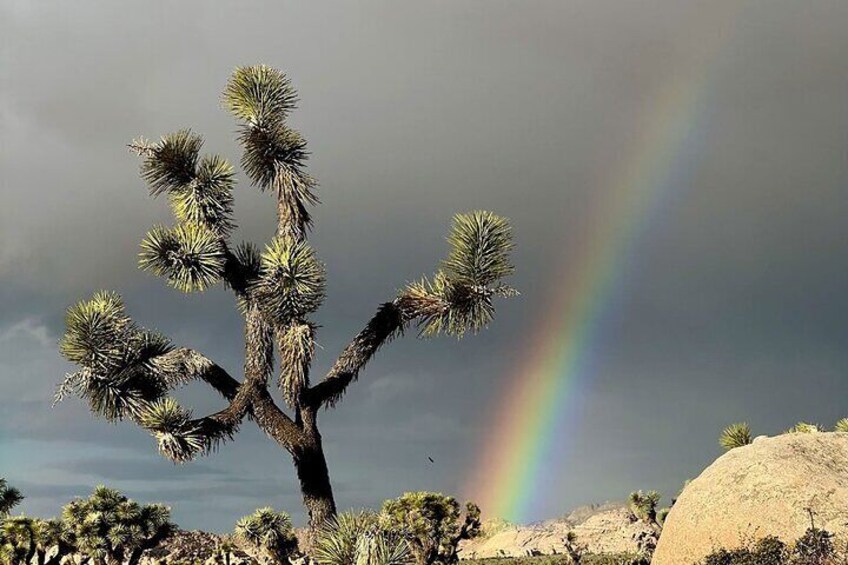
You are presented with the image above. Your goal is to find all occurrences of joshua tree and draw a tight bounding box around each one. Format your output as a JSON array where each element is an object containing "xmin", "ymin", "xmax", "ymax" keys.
[
  {"xmin": 380, "ymin": 492, "xmax": 481, "ymax": 565},
  {"xmin": 55, "ymin": 65, "xmax": 516, "ymax": 531},
  {"xmin": 835, "ymin": 418, "xmax": 848, "ymax": 433},
  {"xmin": 233, "ymin": 508, "xmax": 298, "ymax": 565},
  {"xmin": 562, "ymin": 531, "xmax": 585, "ymax": 565},
  {"xmin": 0, "ymin": 481, "xmax": 23, "ymax": 518},
  {"xmin": 313, "ymin": 510, "xmax": 409, "ymax": 565},
  {"xmin": 628, "ymin": 491, "xmax": 662, "ymax": 530},
  {"xmin": 61, "ymin": 486, "xmax": 174, "ymax": 565},
  {"xmin": 719, "ymin": 422, "xmax": 753, "ymax": 451}
]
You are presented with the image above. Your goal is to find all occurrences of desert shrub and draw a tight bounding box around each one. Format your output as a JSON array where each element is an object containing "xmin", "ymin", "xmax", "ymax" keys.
[
  {"xmin": 792, "ymin": 528, "xmax": 834, "ymax": 565},
  {"xmin": 785, "ymin": 423, "xmax": 823, "ymax": 434},
  {"xmin": 700, "ymin": 529, "xmax": 844, "ymax": 565},
  {"xmin": 312, "ymin": 510, "xmax": 409, "ymax": 565},
  {"xmin": 720, "ymin": 423, "xmax": 754, "ymax": 450},
  {"xmin": 834, "ymin": 419, "xmax": 848, "ymax": 433},
  {"xmin": 234, "ymin": 508, "xmax": 298, "ymax": 565},
  {"xmin": 380, "ymin": 492, "xmax": 481, "ymax": 565}
]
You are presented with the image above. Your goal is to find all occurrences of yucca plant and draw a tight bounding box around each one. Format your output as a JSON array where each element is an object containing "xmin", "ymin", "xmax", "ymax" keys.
[
  {"xmin": 785, "ymin": 422, "xmax": 823, "ymax": 434},
  {"xmin": 719, "ymin": 422, "xmax": 753, "ymax": 451},
  {"xmin": 55, "ymin": 65, "xmax": 517, "ymax": 532},
  {"xmin": 0, "ymin": 481, "xmax": 23, "ymax": 518},
  {"xmin": 380, "ymin": 492, "xmax": 481, "ymax": 565},
  {"xmin": 233, "ymin": 508, "xmax": 298, "ymax": 565},
  {"xmin": 313, "ymin": 510, "xmax": 410, "ymax": 565},
  {"xmin": 834, "ymin": 418, "xmax": 848, "ymax": 433}
]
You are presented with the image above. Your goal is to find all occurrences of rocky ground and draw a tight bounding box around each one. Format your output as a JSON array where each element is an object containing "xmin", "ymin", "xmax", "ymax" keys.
[{"xmin": 459, "ymin": 503, "xmax": 655, "ymax": 559}]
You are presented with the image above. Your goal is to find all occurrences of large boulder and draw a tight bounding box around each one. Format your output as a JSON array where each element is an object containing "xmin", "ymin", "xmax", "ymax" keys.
[{"xmin": 653, "ymin": 432, "xmax": 848, "ymax": 565}]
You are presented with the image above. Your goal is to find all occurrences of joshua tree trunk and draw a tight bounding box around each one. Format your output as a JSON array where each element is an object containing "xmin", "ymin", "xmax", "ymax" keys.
[{"xmin": 291, "ymin": 409, "xmax": 336, "ymax": 530}]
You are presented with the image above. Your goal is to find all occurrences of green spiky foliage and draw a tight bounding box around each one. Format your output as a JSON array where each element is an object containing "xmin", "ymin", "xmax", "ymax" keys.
[
  {"xmin": 402, "ymin": 211, "xmax": 517, "ymax": 338},
  {"xmin": 61, "ymin": 486, "xmax": 174, "ymax": 565},
  {"xmin": 0, "ymin": 516, "xmax": 35, "ymax": 565},
  {"xmin": 313, "ymin": 511, "xmax": 410, "ymax": 565},
  {"xmin": 233, "ymin": 508, "xmax": 298, "ymax": 565},
  {"xmin": 628, "ymin": 491, "xmax": 662, "ymax": 528},
  {"xmin": 58, "ymin": 65, "xmax": 516, "ymax": 533},
  {"xmin": 0, "ymin": 481, "xmax": 23, "ymax": 518},
  {"xmin": 719, "ymin": 422, "xmax": 754, "ymax": 451},
  {"xmin": 785, "ymin": 422, "xmax": 823, "ymax": 434},
  {"xmin": 835, "ymin": 418, "xmax": 848, "ymax": 433},
  {"xmin": 379, "ymin": 493, "xmax": 481, "ymax": 565}
]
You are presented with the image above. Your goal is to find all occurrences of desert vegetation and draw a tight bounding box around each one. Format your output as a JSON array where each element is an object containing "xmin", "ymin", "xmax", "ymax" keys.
[
  {"xmin": 700, "ymin": 527, "xmax": 846, "ymax": 565},
  {"xmin": 719, "ymin": 419, "xmax": 848, "ymax": 450},
  {"xmin": 0, "ymin": 482, "xmax": 174, "ymax": 565}
]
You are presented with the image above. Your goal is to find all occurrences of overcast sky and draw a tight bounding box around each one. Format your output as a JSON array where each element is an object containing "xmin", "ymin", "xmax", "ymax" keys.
[{"xmin": 1, "ymin": 0, "xmax": 847, "ymax": 531}]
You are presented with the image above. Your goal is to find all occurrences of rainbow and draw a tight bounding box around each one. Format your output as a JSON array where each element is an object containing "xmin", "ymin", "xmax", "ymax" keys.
[{"xmin": 465, "ymin": 7, "xmax": 741, "ymax": 523}]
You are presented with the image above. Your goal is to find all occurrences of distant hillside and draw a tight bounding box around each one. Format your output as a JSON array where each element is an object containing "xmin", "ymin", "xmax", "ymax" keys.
[{"xmin": 460, "ymin": 502, "xmax": 653, "ymax": 559}]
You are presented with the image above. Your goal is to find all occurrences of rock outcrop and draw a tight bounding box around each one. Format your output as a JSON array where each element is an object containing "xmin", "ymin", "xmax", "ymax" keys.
[
  {"xmin": 459, "ymin": 504, "xmax": 655, "ymax": 559},
  {"xmin": 653, "ymin": 432, "xmax": 848, "ymax": 565}
]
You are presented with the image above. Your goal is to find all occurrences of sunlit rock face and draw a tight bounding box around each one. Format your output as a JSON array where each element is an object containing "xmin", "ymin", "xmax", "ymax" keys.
[{"xmin": 653, "ymin": 432, "xmax": 848, "ymax": 565}]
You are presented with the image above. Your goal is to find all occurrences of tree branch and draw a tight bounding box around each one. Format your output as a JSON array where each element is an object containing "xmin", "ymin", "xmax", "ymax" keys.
[
  {"xmin": 152, "ymin": 348, "xmax": 241, "ymax": 400},
  {"xmin": 306, "ymin": 301, "xmax": 405, "ymax": 409}
]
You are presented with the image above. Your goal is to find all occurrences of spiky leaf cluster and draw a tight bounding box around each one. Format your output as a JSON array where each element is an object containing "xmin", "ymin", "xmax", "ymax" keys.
[
  {"xmin": 135, "ymin": 130, "xmax": 236, "ymax": 237},
  {"xmin": 313, "ymin": 511, "xmax": 410, "ymax": 565},
  {"xmin": 402, "ymin": 211, "xmax": 515, "ymax": 338},
  {"xmin": 169, "ymin": 154, "xmax": 236, "ymax": 237},
  {"xmin": 234, "ymin": 507, "xmax": 298, "ymax": 565},
  {"xmin": 719, "ymin": 422, "xmax": 753, "ymax": 450},
  {"xmin": 253, "ymin": 237, "xmax": 326, "ymax": 324},
  {"xmin": 58, "ymin": 292, "xmax": 173, "ymax": 420},
  {"xmin": 61, "ymin": 486, "xmax": 173, "ymax": 564},
  {"xmin": 444, "ymin": 211, "xmax": 514, "ymax": 288},
  {"xmin": 223, "ymin": 65, "xmax": 298, "ymax": 127},
  {"xmin": 835, "ymin": 418, "xmax": 848, "ymax": 433},
  {"xmin": 140, "ymin": 223, "xmax": 226, "ymax": 292},
  {"xmin": 0, "ymin": 480, "xmax": 23, "ymax": 518},
  {"xmin": 138, "ymin": 398, "xmax": 205, "ymax": 463}
]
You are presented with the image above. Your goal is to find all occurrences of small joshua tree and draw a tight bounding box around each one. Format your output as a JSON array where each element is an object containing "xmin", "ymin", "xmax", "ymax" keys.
[
  {"xmin": 379, "ymin": 492, "xmax": 481, "ymax": 565},
  {"xmin": 313, "ymin": 510, "xmax": 409, "ymax": 565},
  {"xmin": 562, "ymin": 531, "xmax": 585, "ymax": 565},
  {"xmin": 719, "ymin": 423, "xmax": 753, "ymax": 450},
  {"xmin": 233, "ymin": 508, "xmax": 298, "ymax": 565},
  {"xmin": 61, "ymin": 486, "xmax": 174, "ymax": 565},
  {"xmin": 835, "ymin": 418, "xmax": 848, "ymax": 433},
  {"xmin": 0, "ymin": 481, "xmax": 23, "ymax": 518},
  {"xmin": 628, "ymin": 491, "xmax": 662, "ymax": 529},
  {"xmin": 55, "ymin": 65, "xmax": 517, "ymax": 532}
]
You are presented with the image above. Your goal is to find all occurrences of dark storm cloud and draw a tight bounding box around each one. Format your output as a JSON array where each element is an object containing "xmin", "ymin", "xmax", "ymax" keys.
[{"xmin": 2, "ymin": 0, "xmax": 847, "ymax": 530}]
